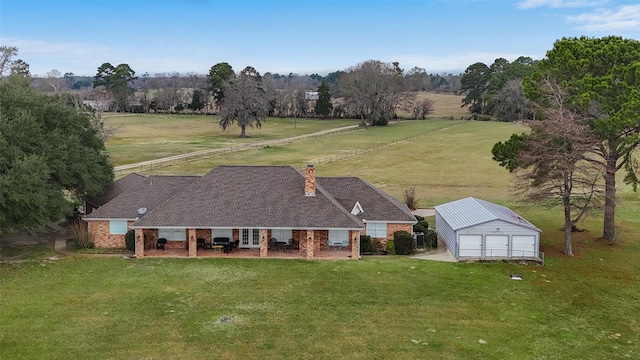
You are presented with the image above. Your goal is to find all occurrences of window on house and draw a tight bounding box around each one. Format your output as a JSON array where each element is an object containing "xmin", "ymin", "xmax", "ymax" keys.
[
  {"xmin": 109, "ymin": 220, "xmax": 128, "ymax": 235},
  {"xmin": 271, "ymin": 229, "xmax": 292, "ymax": 242},
  {"xmin": 329, "ymin": 230, "xmax": 350, "ymax": 246},
  {"xmin": 366, "ymin": 223, "xmax": 387, "ymax": 238},
  {"xmin": 212, "ymin": 229, "xmax": 233, "ymax": 239},
  {"xmin": 158, "ymin": 229, "xmax": 187, "ymax": 241}
]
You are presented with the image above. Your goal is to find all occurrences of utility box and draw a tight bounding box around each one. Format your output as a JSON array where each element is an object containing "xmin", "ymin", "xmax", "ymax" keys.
[{"xmin": 414, "ymin": 232, "xmax": 424, "ymax": 247}]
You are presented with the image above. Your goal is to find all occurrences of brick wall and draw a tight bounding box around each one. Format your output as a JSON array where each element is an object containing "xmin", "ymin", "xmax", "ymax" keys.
[
  {"xmin": 316, "ymin": 230, "xmax": 328, "ymax": 251},
  {"xmin": 196, "ymin": 229, "xmax": 212, "ymax": 243},
  {"xmin": 165, "ymin": 241, "xmax": 187, "ymax": 250},
  {"xmin": 293, "ymin": 230, "xmax": 305, "ymax": 250},
  {"xmin": 387, "ymin": 223, "xmax": 413, "ymax": 239},
  {"xmin": 88, "ymin": 220, "xmax": 132, "ymax": 248},
  {"xmin": 143, "ymin": 229, "xmax": 158, "ymax": 249},
  {"xmin": 304, "ymin": 164, "xmax": 316, "ymax": 196}
]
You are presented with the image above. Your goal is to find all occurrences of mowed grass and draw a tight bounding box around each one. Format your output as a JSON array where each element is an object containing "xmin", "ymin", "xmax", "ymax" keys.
[
  {"xmin": 2, "ymin": 120, "xmax": 639, "ymax": 359},
  {"xmin": 2, "ymin": 247, "xmax": 639, "ymax": 359},
  {"xmin": 104, "ymin": 114, "xmax": 358, "ymax": 166}
]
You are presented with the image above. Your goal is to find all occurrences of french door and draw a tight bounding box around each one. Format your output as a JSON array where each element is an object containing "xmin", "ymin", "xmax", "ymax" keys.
[{"xmin": 241, "ymin": 229, "xmax": 260, "ymax": 248}]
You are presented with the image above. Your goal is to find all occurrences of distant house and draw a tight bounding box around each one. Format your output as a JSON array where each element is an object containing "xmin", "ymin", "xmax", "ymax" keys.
[
  {"xmin": 435, "ymin": 197, "xmax": 541, "ymax": 261},
  {"xmin": 83, "ymin": 165, "xmax": 416, "ymax": 259}
]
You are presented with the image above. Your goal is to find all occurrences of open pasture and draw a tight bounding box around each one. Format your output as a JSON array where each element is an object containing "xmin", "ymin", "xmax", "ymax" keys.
[
  {"xmin": 104, "ymin": 114, "xmax": 357, "ymax": 166},
  {"xmin": 395, "ymin": 92, "xmax": 468, "ymax": 118}
]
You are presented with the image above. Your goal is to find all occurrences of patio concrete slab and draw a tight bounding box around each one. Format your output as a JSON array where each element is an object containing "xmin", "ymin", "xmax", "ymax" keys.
[
  {"xmin": 412, "ymin": 208, "xmax": 435, "ymax": 217},
  {"xmin": 413, "ymin": 247, "xmax": 457, "ymax": 262}
]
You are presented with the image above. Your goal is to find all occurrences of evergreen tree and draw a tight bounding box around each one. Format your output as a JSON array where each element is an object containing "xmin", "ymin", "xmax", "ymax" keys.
[{"xmin": 314, "ymin": 81, "xmax": 333, "ymax": 118}]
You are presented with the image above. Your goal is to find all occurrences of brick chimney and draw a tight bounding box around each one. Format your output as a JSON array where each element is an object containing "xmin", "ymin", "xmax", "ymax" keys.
[{"xmin": 304, "ymin": 164, "xmax": 316, "ymax": 196}]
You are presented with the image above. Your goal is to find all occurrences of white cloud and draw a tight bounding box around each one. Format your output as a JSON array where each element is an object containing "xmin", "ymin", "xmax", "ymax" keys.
[
  {"xmin": 567, "ymin": 4, "xmax": 640, "ymax": 31},
  {"xmin": 518, "ymin": 0, "xmax": 606, "ymax": 9}
]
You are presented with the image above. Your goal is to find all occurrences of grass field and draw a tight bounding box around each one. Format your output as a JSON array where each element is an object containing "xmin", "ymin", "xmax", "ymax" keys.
[
  {"xmin": 413, "ymin": 92, "xmax": 468, "ymax": 118},
  {"xmin": 2, "ymin": 119, "xmax": 639, "ymax": 359},
  {"xmin": 104, "ymin": 114, "xmax": 358, "ymax": 166}
]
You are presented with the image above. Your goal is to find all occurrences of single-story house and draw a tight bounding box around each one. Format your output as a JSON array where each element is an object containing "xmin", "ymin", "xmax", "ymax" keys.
[
  {"xmin": 434, "ymin": 197, "xmax": 541, "ymax": 261},
  {"xmin": 83, "ymin": 165, "xmax": 417, "ymax": 259}
]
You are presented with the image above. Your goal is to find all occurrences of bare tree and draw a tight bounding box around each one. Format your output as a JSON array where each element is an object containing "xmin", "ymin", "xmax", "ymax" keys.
[
  {"xmin": 219, "ymin": 67, "xmax": 269, "ymax": 137},
  {"xmin": 495, "ymin": 79, "xmax": 532, "ymax": 122},
  {"xmin": 0, "ymin": 45, "xmax": 18, "ymax": 77},
  {"xmin": 410, "ymin": 98, "xmax": 435, "ymax": 120},
  {"xmin": 513, "ymin": 81, "xmax": 603, "ymax": 256},
  {"xmin": 46, "ymin": 69, "xmax": 64, "ymax": 93},
  {"xmin": 339, "ymin": 60, "xmax": 407, "ymax": 126}
]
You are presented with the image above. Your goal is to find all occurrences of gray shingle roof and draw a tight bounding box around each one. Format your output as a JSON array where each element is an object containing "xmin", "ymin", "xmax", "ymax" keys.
[
  {"xmin": 434, "ymin": 197, "xmax": 540, "ymax": 231},
  {"xmin": 133, "ymin": 166, "xmax": 364, "ymax": 229},
  {"xmin": 86, "ymin": 173, "xmax": 147, "ymax": 208},
  {"xmin": 317, "ymin": 177, "xmax": 416, "ymax": 223},
  {"xmin": 83, "ymin": 175, "xmax": 198, "ymax": 220}
]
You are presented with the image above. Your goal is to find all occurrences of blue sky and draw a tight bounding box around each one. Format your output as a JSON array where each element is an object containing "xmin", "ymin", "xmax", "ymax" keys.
[{"xmin": 1, "ymin": 0, "xmax": 639, "ymax": 77}]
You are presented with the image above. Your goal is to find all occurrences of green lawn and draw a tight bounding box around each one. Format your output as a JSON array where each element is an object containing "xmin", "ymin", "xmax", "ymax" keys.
[
  {"xmin": 2, "ymin": 119, "xmax": 639, "ymax": 359},
  {"xmin": 2, "ymin": 247, "xmax": 638, "ymax": 359}
]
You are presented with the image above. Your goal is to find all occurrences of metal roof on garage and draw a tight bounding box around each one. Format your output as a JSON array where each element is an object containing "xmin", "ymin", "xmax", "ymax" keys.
[{"xmin": 434, "ymin": 197, "xmax": 541, "ymax": 232}]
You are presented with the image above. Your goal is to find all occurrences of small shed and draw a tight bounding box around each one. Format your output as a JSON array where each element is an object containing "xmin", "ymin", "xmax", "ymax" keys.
[{"xmin": 434, "ymin": 197, "xmax": 541, "ymax": 261}]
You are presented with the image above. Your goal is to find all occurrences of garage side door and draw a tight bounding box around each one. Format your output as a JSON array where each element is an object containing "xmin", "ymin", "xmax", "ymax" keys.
[
  {"xmin": 459, "ymin": 235, "xmax": 482, "ymax": 257},
  {"xmin": 511, "ymin": 235, "xmax": 536, "ymax": 257},
  {"xmin": 485, "ymin": 235, "xmax": 509, "ymax": 257}
]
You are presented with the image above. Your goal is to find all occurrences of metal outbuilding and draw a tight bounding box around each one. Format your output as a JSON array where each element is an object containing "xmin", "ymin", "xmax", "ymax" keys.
[{"xmin": 435, "ymin": 197, "xmax": 541, "ymax": 261}]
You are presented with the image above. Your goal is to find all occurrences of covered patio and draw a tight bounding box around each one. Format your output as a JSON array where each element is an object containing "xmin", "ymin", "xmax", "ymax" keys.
[{"xmin": 134, "ymin": 227, "xmax": 361, "ymax": 260}]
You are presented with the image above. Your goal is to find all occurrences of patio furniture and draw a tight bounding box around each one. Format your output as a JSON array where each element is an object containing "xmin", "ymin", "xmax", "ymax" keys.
[
  {"xmin": 286, "ymin": 238, "xmax": 299, "ymax": 251},
  {"xmin": 213, "ymin": 237, "xmax": 230, "ymax": 252},
  {"xmin": 224, "ymin": 239, "xmax": 239, "ymax": 254},
  {"xmin": 269, "ymin": 238, "xmax": 279, "ymax": 251},
  {"xmin": 197, "ymin": 238, "xmax": 206, "ymax": 249},
  {"xmin": 156, "ymin": 238, "xmax": 167, "ymax": 250}
]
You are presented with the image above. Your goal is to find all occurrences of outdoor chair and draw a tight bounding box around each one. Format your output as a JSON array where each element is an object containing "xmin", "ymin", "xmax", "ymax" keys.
[
  {"xmin": 197, "ymin": 238, "xmax": 205, "ymax": 249},
  {"xmin": 156, "ymin": 238, "xmax": 167, "ymax": 250},
  {"xmin": 269, "ymin": 238, "xmax": 279, "ymax": 251},
  {"xmin": 224, "ymin": 239, "xmax": 240, "ymax": 254},
  {"xmin": 286, "ymin": 238, "xmax": 299, "ymax": 251}
]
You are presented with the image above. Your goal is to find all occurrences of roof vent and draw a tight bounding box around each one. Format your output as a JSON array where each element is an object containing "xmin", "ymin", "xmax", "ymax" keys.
[
  {"xmin": 137, "ymin": 207, "xmax": 147, "ymax": 215},
  {"xmin": 351, "ymin": 201, "xmax": 364, "ymax": 215}
]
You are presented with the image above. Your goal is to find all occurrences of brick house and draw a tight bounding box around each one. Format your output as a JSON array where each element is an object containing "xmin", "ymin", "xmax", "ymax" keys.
[{"xmin": 83, "ymin": 165, "xmax": 416, "ymax": 259}]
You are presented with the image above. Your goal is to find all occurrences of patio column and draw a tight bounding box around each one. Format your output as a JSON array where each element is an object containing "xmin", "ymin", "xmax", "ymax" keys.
[
  {"xmin": 135, "ymin": 229, "xmax": 144, "ymax": 258},
  {"xmin": 188, "ymin": 229, "xmax": 197, "ymax": 258},
  {"xmin": 306, "ymin": 230, "xmax": 315, "ymax": 259},
  {"xmin": 259, "ymin": 229, "xmax": 269, "ymax": 257},
  {"xmin": 350, "ymin": 231, "xmax": 360, "ymax": 260}
]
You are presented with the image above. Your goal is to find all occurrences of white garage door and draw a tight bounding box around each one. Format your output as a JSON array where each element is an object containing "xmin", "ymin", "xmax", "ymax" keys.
[
  {"xmin": 459, "ymin": 235, "xmax": 482, "ymax": 257},
  {"xmin": 512, "ymin": 235, "xmax": 536, "ymax": 257},
  {"xmin": 485, "ymin": 235, "xmax": 509, "ymax": 257}
]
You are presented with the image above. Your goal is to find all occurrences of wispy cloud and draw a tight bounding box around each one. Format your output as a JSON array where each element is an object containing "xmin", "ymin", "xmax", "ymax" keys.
[
  {"xmin": 517, "ymin": 0, "xmax": 606, "ymax": 9},
  {"xmin": 567, "ymin": 4, "xmax": 640, "ymax": 31}
]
